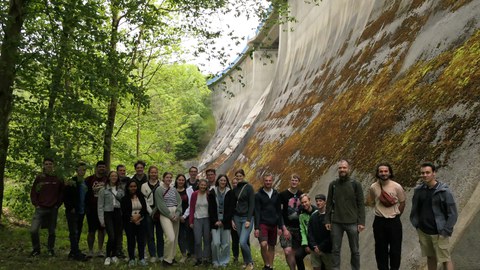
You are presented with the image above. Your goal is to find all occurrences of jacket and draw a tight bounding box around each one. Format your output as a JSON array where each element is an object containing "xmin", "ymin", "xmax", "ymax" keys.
[
  {"xmin": 120, "ymin": 193, "xmax": 149, "ymax": 225},
  {"xmin": 325, "ymin": 177, "xmax": 365, "ymax": 225},
  {"xmin": 233, "ymin": 181, "xmax": 255, "ymax": 220},
  {"xmin": 254, "ymin": 188, "xmax": 283, "ymax": 229},
  {"xmin": 308, "ymin": 210, "xmax": 332, "ymax": 253},
  {"xmin": 208, "ymin": 187, "xmax": 235, "ymax": 230},
  {"xmin": 97, "ymin": 185, "xmax": 124, "ymax": 225},
  {"xmin": 154, "ymin": 184, "xmax": 182, "ymax": 218},
  {"xmin": 410, "ymin": 181, "xmax": 457, "ymax": 236},
  {"xmin": 299, "ymin": 205, "xmax": 318, "ymax": 246},
  {"xmin": 64, "ymin": 176, "xmax": 86, "ymax": 213},
  {"xmin": 141, "ymin": 181, "xmax": 160, "ymax": 207}
]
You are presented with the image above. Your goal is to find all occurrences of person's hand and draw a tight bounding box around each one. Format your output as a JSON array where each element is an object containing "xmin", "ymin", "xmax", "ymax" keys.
[
  {"xmin": 277, "ymin": 228, "xmax": 282, "ymax": 236},
  {"xmin": 100, "ymin": 223, "xmax": 105, "ymax": 228},
  {"xmin": 245, "ymin": 221, "xmax": 250, "ymax": 229},
  {"xmin": 215, "ymin": 221, "xmax": 223, "ymax": 227},
  {"xmin": 232, "ymin": 220, "xmax": 237, "ymax": 231},
  {"xmin": 189, "ymin": 223, "xmax": 194, "ymax": 229},
  {"xmin": 180, "ymin": 216, "xmax": 185, "ymax": 223},
  {"xmin": 358, "ymin": 224, "xmax": 365, "ymax": 232},
  {"xmin": 325, "ymin": 223, "xmax": 331, "ymax": 231},
  {"xmin": 283, "ymin": 228, "xmax": 291, "ymax": 240},
  {"xmin": 254, "ymin": 229, "xmax": 259, "ymax": 238}
]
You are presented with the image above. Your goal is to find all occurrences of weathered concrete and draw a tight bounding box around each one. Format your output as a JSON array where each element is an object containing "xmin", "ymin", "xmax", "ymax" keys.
[{"xmin": 204, "ymin": 0, "xmax": 480, "ymax": 269}]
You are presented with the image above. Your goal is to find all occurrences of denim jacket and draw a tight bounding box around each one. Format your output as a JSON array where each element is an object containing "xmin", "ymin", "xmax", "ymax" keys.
[
  {"xmin": 97, "ymin": 185, "xmax": 124, "ymax": 225},
  {"xmin": 410, "ymin": 181, "xmax": 457, "ymax": 236}
]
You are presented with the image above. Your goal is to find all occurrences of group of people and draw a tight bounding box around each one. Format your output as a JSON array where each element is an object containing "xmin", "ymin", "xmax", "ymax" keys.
[{"xmin": 29, "ymin": 157, "xmax": 457, "ymax": 270}]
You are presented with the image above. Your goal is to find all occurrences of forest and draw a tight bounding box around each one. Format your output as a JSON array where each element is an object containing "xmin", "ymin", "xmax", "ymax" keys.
[{"xmin": 0, "ymin": 0, "xmax": 290, "ymax": 221}]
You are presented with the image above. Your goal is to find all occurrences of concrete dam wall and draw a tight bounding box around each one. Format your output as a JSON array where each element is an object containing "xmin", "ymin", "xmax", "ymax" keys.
[{"xmin": 203, "ymin": 0, "xmax": 480, "ymax": 269}]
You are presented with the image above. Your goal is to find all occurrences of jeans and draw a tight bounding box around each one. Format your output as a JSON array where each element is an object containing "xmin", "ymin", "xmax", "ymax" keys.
[
  {"xmin": 124, "ymin": 219, "xmax": 146, "ymax": 260},
  {"xmin": 211, "ymin": 228, "xmax": 231, "ymax": 266},
  {"xmin": 66, "ymin": 210, "xmax": 85, "ymax": 255},
  {"xmin": 331, "ymin": 223, "xmax": 360, "ymax": 270},
  {"xmin": 233, "ymin": 215, "xmax": 253, "ymax": 264},
  {"xmin": 193, "ymin": 217, "xmax": 211, "ymax": 260},
  {"xmin": 373, "ymin": 216, "xmax": 402, "ymax": 270},
  {"xmin": 231, "ymin": 228, "xmax": 240, "ymax": 259},
  {"xmin": 104, "ymin": 208, "xmax": 122, "ymax": 257},
  {"xmin": 145, "ymin": 214, "xmax": 164, "ymax": 258},
  {"xmin": 31, "ymin": 207, "xmax": 59, "ymax": 252}
]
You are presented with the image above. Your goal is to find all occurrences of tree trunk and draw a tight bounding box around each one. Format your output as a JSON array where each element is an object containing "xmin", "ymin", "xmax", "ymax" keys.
[
  {"xmin": 0, "ymin": 0, "xmax": 29, "ymax": 223},
  {"xmin": 102, "ymin": 4, "xmax": 120, "ymax": 171},
  {"xmin": 103, "ymin": 96, "xmax": 117, "ymax": 171}
]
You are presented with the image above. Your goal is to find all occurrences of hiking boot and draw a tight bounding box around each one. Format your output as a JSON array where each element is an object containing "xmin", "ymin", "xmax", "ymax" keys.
[
  {"xmin": 128, "ymin": 259, "xmax": 136, "ymax": 267},
  {"xmin": 138, "ymin": 259, "xmax": 148, "ymax": 266}
]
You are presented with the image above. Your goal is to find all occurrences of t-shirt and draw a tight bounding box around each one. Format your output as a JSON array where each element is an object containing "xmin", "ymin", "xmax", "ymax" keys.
[
  {"xmin": 279, "ymin": 189, "xmax": 303, "ymax": 228},
  {"xmin": 368, "ymin": 180, "xmax": 405, "ymax": 218},
  {"xmin": 85, "ymin": 174, "xmax": 107, "ymax": 210},
  {"xmin": 194, "ymin": 193, "xmax": 209, "ymax": 219}
]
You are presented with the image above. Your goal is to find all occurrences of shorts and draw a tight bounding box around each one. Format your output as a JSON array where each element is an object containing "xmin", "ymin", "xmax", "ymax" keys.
[
  {"xmin": 417, "ymin": 229, "xmax": 451, "ymax": 263},
  {"xmin": 280, "ymin": 227, "xmax": 301, "ymax": 249},
  {"xmin": 258, "ymin": 224, "xmax": 277, "ymax": 246},
  {"xmin": 311, "ymin": 251, "xmax": 333, "ymax": 269},
  {"xmin": 86, "ymin": 209, "xmax": 103, "ymax": 233}
]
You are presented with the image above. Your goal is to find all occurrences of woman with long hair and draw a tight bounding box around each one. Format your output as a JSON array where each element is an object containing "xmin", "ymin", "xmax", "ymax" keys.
[
  {"xmin": 189, "ymin": 179, "xmax": 211, "ymax": 266},
  {"xmin": 232, "ymin": 169, "xmax": 255, "ymax": 270},
  {"xmin": 208, "ymin": 174, "xmax": 235, "ymax": 267},
  {"xmin": 154, "ymin": 172, "xmax": 182, "ymax": 267},
  {"xmin": 121, "ymin": 179, "xmax": 151, "ymax": 267},
  {"xmin": 175, "ymin": 174, "xmax": 191, "ymax": 263},
  {"xmin": 140, "ymin": 165, "xmax": 164, "ymax": 263},
  {"xmin": 97, "ymin": 171, "xmax": 124, "ymax": 265}
]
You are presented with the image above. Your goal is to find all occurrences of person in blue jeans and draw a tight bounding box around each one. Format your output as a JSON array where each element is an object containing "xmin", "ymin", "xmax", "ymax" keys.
[{"xmin": 231, "ymin": 169, "xmax": 255, "ymax": 270}]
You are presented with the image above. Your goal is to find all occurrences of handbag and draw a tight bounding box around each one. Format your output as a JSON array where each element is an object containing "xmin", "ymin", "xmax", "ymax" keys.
[{"xmin": 378, "ymin": 183, "xmax": 396, "ymax": 207}]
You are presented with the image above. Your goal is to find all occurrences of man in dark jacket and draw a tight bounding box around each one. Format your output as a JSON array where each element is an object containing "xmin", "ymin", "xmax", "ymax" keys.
[
  {"xmin": 410, "ymin": 162, "xmax": 457, "ymax": 270},
  {"xmin": 30, "ymin": 158, "xmax": 64, "ymax": 257},
  {"xmin": 254, "ymin": 173, "xmax": 283, "ymax": 270},
  {"xmin": 325, "ymin": 160, "xmax": 365, "ymax": 270},
  {"xmin": 64, "ymin": 162, "xmax": 88, "ymax": 261},
  {"xmin": 308, "ymin": 194, "xmax": 332, "ymax": 270}
]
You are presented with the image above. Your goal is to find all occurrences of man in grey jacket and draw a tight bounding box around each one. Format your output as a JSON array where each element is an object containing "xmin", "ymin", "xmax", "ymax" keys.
[{"xmin": 410, "ymin": 162, "xmax": 457, "ymax": 270}]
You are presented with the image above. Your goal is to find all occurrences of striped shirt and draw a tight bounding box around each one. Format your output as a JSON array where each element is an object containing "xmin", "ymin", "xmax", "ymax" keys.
[{"xmin": 164, "ymin": 187, "xmax": 178, "ymax": 207}]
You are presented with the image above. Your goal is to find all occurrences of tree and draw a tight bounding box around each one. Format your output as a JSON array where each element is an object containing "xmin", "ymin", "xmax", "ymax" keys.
[{"xmin": 0, "ymin": 0, "xmax": 29, "ymax": 223}]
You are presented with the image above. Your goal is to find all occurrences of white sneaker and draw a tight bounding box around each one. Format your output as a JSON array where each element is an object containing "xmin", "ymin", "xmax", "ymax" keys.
[
  {"xmin": 111, "ymin": 256, "xmax": 118, "ymax": 263},
  {"xmin": 150, "ymin": 257, "xmax": 157, "ymax": 263},
  {"xmin": 104, "ymin": 257, "xmax": 111, "ymax": 266}
]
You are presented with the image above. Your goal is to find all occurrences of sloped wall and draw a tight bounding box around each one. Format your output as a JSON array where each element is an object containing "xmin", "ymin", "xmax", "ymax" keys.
[{"xmin": 204, "ymin": 0, "xmax": 480, "ymax": 269}]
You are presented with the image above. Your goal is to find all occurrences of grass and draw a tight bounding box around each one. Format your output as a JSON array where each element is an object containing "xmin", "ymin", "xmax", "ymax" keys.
[{"xmin": 0, "ymin": 208, "xmax": 292, "ymax": 270}]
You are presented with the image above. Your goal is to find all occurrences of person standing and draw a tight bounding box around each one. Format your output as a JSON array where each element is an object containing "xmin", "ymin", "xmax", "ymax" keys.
[
  {"xmin": 98, "ymin": 171, "xmax": 125, "ymax": 265},
  {"xmin": 298, "ymin": 194, "xmax": 318, "ymax": 266},
  {"xmin": 121, "ymin": 179, "xmax": 151, "ymax": 267},
  {"xmin": 64, "ymin": 162, "xmax": 88, "ymax": 261},
  {"xmin": 279, "ymin": 174, "xmax": 304, "ymax": 270},
  {"xmin": 308, "ymin": 194, "xmax": 332, "ymax": 270},
  {"xmin": 186, "ymin": 166, "xmax": 199, "ymax": 190},
  {"xmin": 366, "ymin": 163, "xmax": 406, "ymax": 270},
  {"xmin": 325, "ymin": 160, "xmax": 365, "ymax": 270},
  {"xmin": 115, "ymin": 164, "xmax": 129, "ymax": 258},
  {"xmin": 410, "ymin": 162, "xmax": 457, "ymax": 270},
  {"xmin": 140, "ymin": 165, "xmax": 164, "ymax": 263},
  {"xmin": 85, "ymin": 160, "xmax": 107, "ymax": 257},
  {"xmin": 209, "ymin": 174, "xmax": 235, "ymax": 267},
  {"xmin": 29, "ymin": 158, "xmax": 64, "ymax": 257},
  {"xmin": 254, "ymin": 173, "xmax": 282, "ymax": 270},
  {"xmin": 155, "ymin": 172, "xmax": 182, "ymax": 267},
  {"xmin": 189, "ymin": 179, "xmax": 212, "ymax": 266},
  {"xmin": 206, "ymin": 168, "xmax": 216, "ymax": 189},
  {"xmin": 175, "ymin": 174, "xmax": 191, "ymax": 263},
  {"xmin": 232, "ymin": 169, "xmax": 255, "ymax": 270}
]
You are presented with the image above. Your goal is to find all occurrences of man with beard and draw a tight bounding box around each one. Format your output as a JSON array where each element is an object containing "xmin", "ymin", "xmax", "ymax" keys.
[
  {"xmin": 325, "ymin": 160, "xmax": 365, "ymax": 270},
  {"xmin": 366, "ymin": 163, "xmax": 406, "ymax": 270}
]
